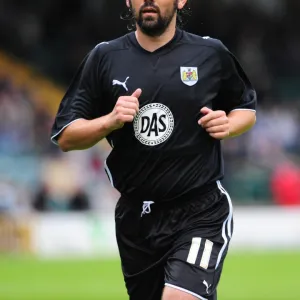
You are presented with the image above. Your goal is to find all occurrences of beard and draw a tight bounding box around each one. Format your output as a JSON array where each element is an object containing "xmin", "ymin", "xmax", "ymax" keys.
[{"xmin": 130, "ymin": 0, "xmax": 178, "ymax": 37}]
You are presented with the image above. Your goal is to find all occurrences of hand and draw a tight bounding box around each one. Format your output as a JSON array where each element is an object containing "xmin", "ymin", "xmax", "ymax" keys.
[
  {"xmin": 108, "ymin": 89, "xmax": 142, "ymax": 130},
  {"xmin": 198, "ymin": 107, "xmax": 230, "ymax": 139}
]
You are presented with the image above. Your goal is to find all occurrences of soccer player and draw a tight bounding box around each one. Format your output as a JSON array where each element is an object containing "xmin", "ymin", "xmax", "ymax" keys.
[{"xmin": 51, "ymin": 0, "xmax": 257, "ymax": 299}]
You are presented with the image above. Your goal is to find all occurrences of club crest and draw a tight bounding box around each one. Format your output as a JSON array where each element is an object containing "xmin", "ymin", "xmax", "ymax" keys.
[{"xmin": 180, "ymin": 67, "xmax": 198, "ymax": 86}]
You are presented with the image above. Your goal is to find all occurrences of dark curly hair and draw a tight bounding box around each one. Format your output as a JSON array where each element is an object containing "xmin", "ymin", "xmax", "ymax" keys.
[{"xmin": 121, "ymin": 0, "xmax": 192, "ymax": 31}]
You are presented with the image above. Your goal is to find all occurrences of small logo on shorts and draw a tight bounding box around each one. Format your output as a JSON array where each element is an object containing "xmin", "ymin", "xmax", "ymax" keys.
[
  {"xmin": 141, "ymin": 201, "xmax": 154, "ymax": 217},
  {"xmin": 203, "ymin": 280, "xmax": 212, "ymax": 294},
  {"xmin": 134, "ymin": 103, "xmax": 174, "ymax": 146}
]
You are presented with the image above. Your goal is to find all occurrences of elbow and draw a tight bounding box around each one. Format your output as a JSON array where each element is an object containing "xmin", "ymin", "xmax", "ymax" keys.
[
  {"xmin": 57, "ymin": 136, "xmax": 72, "ymax": 152},
  {"xmin": 59, "ymin": 142, "xmax": 70, "ymax": 153},
  {"xmin": 57, "ymin": 135, "xmax": 89, "ymax": 152},
  {"xmin": 60, "ymin": 145, "xmax": 70, "ymax": 153},
  {"xmin": 244, "ymin": 113, "xmax": 256, "ymax": 134},
  {"xmin": 251, "ymin": 113, "xmax": 257, "ymax": 127},
  {"xmin": 245, "ymin": 112, "xmax": 256, "ymax": 132}
]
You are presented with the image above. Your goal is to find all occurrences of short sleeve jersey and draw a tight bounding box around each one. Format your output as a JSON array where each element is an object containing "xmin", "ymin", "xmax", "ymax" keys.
[{"xmin": 51, "ymin": 29, "xmax": 257, "ymax": 202}]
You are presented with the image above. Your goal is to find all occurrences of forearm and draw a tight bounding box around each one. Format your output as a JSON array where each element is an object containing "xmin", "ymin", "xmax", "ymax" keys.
[
  {"xmin": 58, "ymin": 114, "xmax": 114, "ymax": 152},
  {"xmin": 227, "ymin": 110, "xmax": 256, "ymax": 138}
]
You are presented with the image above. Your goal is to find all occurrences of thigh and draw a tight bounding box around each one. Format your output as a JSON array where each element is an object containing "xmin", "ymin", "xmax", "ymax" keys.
[
  {"xmin": 115, "ymin": 197, "xmax": 169, "ymax": 300},
  {"xmin": 164, "ymin": 189, "xmax": 233, "ymax": 300},
  {"xmin": 165, "ymin": 257, "xmax": 221, "ymax": 300},
  {"xmin": 126, "ymin": 264, "xmax": 165, "ymax": 300}
]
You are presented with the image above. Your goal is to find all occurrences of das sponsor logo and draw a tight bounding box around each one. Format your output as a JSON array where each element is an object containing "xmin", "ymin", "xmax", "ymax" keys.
[{"xmin": 134, "ymin": 103, "xmax": 174, "ymax": 146}]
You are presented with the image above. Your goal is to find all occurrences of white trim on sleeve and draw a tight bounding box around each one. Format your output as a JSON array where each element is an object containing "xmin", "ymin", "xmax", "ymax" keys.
[
  {"xmin": 230, "ymin": 108, "xmax": 256, "ymax": 113},
  {"xmin": 50, "ymin": 118, "xmax": 83, "ymax": 145}
]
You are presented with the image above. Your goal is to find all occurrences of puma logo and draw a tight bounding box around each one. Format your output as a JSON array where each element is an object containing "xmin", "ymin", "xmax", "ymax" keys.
[
  {"xmin": 112, "ymin": 77, "xmax": 130, "ymax": 91},
  {"xmin": 203, "ymin": 280, "xmax": 212, "ymax": 294}
]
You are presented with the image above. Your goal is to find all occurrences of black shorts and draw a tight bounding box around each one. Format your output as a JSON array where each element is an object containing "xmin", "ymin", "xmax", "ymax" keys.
[{"xmin": 115, "ymin": 181, "xmax": 233, "ymax": 300}]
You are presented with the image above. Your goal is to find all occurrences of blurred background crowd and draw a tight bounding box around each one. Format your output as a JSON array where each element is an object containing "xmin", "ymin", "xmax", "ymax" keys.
[{"xmin": 0, "ymin": 0, "xmax": 299, "ymax": 216}]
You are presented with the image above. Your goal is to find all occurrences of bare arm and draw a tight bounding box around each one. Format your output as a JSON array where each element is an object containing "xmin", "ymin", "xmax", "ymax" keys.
[
  {"xmin": 199, "ymin": 107, "xmax": 256, "ymax": 139},
  {"xmin": 227, "ymin": 110, "xmax": 256, "ymax": 138},
  {"xmin": 58, "ymin": 116, "xmax": 114, "ymax": 152},
  {"xmin": 58, "ymin": 89, "xmax": 142, "ymax": 152}
]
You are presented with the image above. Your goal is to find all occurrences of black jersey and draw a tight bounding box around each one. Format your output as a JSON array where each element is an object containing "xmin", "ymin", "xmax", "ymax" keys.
[{"xmin": 51, "ymin": 29, "xmax": 257, "ymax": 202}]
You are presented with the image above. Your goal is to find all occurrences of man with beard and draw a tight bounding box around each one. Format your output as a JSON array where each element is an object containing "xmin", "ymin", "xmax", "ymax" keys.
[{"xmin": 51, "ymin": 0, "xmax": 257, "ymax": 299}]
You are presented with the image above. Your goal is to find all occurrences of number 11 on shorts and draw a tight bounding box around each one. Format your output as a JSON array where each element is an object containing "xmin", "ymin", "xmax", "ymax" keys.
[{"xmin": 187, "ymin": 238, "xmax": 214, "ymax": 269}]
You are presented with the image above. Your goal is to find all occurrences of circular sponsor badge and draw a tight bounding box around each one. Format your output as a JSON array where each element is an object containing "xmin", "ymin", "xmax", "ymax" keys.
[{"xmin": 133, "ymin": 103, "xmax": 174, "ymax": 146}]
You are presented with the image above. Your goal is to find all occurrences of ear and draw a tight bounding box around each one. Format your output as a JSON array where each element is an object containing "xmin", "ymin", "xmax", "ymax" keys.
[
  {"xmin": 177, "ymin": 0, "xmax": 188, "ymax": 10},
  {"xmin": 126, "ymin": 0, "xmax": 130, "ymax": 8}
]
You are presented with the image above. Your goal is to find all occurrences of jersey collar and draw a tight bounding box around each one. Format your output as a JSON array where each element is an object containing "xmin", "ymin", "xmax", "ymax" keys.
[{"xmin": 127, "ymin": 28, "xmax": 183, "ymax": 55}]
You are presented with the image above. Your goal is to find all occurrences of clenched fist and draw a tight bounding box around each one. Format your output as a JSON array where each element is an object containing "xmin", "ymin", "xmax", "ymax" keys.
[
  {"xmin": 198, "ymin": 107, "xmax": 230, "ymax": 139},
  {"xmin": 107, "ymin": 89, "xmax": 142, "ymax": 130}
]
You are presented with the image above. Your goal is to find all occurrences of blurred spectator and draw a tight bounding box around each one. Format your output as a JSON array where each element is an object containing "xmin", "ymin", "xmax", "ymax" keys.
[
  {"xmin": 0, "ymin": 181, "xmax": 18, "ymax": 213},
  {"xmin": 271, "ymin": 163, "xmax": 300, "ymax": 206},
  {"xmin": 32, "ymin": 186, "xmax": 90, "ymax": 212},
  {"xmin": 32, "ymin": 185, "xmax": 49, "ymax": 212},
  {"xmin": 0, "ymin": 77, "xmax": 53, "ymax": 155},
  {"xmin": 69, "ymin": 190, "xmax": 90, "ymax": 211}
]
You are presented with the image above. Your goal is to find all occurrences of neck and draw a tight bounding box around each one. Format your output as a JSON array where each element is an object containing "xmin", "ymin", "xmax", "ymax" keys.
[{"xmin": 135, "ymin": 18, "xmax": 177, "ymax": 52}]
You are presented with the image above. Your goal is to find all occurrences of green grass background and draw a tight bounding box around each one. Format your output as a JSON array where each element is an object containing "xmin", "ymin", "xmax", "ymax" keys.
[{"xmin": 0, "ymin": 252, "xmax": 299, "ymax": 300}]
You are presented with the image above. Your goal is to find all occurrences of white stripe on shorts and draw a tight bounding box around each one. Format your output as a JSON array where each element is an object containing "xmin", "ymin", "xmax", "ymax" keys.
[
  {"xmin": 104, "ymin": 160, "xmax": 114, "ymax": 188},
  {"xmin": 165, "ymin": 283, "xmax": 208, "ymax": 300},
  {"xmin": 215, "ymin": 181, "xmax": 233, "ymax": 269}
]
